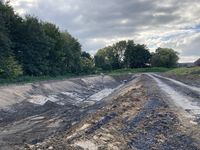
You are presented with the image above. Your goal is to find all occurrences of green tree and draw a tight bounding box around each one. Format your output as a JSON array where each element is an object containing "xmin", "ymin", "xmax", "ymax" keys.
[
  {"xmin": 113, "ymin": 40, "xmax": 127, "ymax": 68},
  {"xmin": 151, "ymin": 48, "xmax": 179, "ymax": 68},
  {"xmin": 42, "ymin": 22, "xmax": 64, "ymax": 75},
  {"xmin": 60, "ymin": 32, "xmax": 81, "ymax": 73},
  {"xmin": 81, "ymin": 51, "xmax": 91, "ymax": 59},
  {"xmin": 106, "ymin": 46, "xmax": 120, "ymax": 69},
  {"xmin": 0, "ymin": 1, "xmax": 23, "ymax": 78},
  {"xmin": 95, "ymin": 40, "xmax": 151, "ymax": 70},
  {"xmin": 94, "ymin": 47, "xmax": 113, "ymax": 70},
  {"xmin": 0, "ymin": 1, "xmax": 84, "ymax": 79},
  {"xmin": 80, "ymin": 52, "xmax": 94, "ymax": 73},
  {"xmin": 18, "ymin": 16, "xmax": 52, "ymax": 76},
  {"xmin": 0, "ymin": 56, "xmax": 23, "ymax": 78},
  {"xmin": 124, "ymin": 40, "xmax": 151, "ymax": 68}
]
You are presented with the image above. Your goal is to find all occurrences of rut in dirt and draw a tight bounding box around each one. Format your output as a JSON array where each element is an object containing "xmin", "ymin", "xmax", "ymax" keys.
[{"xmin": 147, "ymin": 73, "xmax": 200, "ymax": 123}]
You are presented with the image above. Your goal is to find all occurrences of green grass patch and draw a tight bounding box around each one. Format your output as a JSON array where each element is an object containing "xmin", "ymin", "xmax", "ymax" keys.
[
  {"xmin": 167, "ymin": 67, "xmax": 200, "ymax": 75},
  {"xmin": 0, "ymin": 71, "xmax": 100, "ymax": 86},
  {"xmin": 0, "ymin": 73, "xmax": 79, "ymax": 85},
  {"xmin": 1, "ymin": 67, "xmax": 188, "ymax": 86},
  {"xmin": 106, "ymin": 67, "xmax": 174, "ymax": 76}
]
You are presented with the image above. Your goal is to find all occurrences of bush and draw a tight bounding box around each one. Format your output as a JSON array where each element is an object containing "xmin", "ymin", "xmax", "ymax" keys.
[
  {"xmin": 80, "ymin": 57, "xmax": 95, "ymax": 73},
  {"xmin": 0, "ymin": 56, "xmax": 23, "ymax": 78},
  {"xmin": 151, "ymin": 48, "xmax": 179, "ymax": 68}
]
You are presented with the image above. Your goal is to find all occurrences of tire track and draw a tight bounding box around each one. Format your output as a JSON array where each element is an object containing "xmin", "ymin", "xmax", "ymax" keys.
[{"xmin": 147, "ymin": 73, "xmax": 200, "ymax": 124}]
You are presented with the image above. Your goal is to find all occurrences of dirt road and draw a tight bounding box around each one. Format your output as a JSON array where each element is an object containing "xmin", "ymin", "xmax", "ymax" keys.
[
  {"xmin": 148, "ymin": 73, "xmax": 200, "ymax": 123},
  {"xmin": 0, "ymin": 74, "xmax": 200, "ymax": 150}
]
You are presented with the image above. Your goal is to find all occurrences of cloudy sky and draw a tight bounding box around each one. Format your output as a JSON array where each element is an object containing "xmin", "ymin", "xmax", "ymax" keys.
[{"xmin": 10, "ymin": 0, "xmax": 200, "ymax": 62}]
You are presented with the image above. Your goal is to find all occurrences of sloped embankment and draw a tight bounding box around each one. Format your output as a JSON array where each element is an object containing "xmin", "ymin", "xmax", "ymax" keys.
[
  {"xmin": 0, "ymin": 75, "xmax": 133, "ymax": 150},
  {"xmin": 25, "ymin": 74, "xmax": 199, "ymax": 150}
]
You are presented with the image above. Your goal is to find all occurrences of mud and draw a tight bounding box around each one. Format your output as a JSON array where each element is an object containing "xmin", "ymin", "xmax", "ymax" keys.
[
  {"xmin": 0, "ymin": 74, "xmax": 200, "ymax": 150},
  {"xmin": 21, "ymin": 74, "xmax": 200, "ymax": 150},
  {"xmin": 0, "ymin": 75, "xmax": 132, "ymax": 150}
]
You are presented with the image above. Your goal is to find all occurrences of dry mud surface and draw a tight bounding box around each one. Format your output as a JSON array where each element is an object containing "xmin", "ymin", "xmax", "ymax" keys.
[{"xmin": 0, "ymin": 74, "xmax": 200, "ymax": 150}]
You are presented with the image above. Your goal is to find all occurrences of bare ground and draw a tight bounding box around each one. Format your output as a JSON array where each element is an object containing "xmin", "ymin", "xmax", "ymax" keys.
[{"xmin": 20, "ymin": 74, "xmax": 200, "ymax": 150}]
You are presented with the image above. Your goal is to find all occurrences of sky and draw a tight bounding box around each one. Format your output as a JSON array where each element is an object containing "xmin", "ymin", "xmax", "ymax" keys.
[{"xmin": 10, "ymin": 0, "xmax": 200, "ymax": 62}]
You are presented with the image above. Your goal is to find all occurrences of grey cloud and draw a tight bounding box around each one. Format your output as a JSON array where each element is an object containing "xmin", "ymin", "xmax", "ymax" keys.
[
  {"xmin": 11, "ymin": 0, "xmax": 200, "ymax": 61},
  {"xmin": 182, "ymin": 34, "xmax": 200, "ymax": 56}
]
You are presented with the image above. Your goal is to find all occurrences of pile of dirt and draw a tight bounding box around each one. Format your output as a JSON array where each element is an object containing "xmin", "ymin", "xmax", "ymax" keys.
[
  {"xmin": 24, "ymin": 75, "xmax": 199, "ymax": 150},
  {"xmin": 0, "ymin": 75, "xmax": 133, "ymax": 150}
]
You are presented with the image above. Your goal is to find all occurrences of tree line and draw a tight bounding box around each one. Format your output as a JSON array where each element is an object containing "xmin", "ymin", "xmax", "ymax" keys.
[
  {"xmin": 94, "ymin": 40, "xmax": 179, "ymax": 71},
  {"xmin": 0, "ymin": 1, "xmax": 179, "ymax": 79},
  {"xmin": 0, "ymin": 1, "xmax": 94, "ymax": 78}
]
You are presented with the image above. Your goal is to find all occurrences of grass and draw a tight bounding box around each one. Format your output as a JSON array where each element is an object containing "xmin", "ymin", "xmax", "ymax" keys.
[
  {"xmin": 2, "ymin": 67, "xmax": 192, "ymax": 86},
  {"xmin": 0, "ymin": 73, "xmax": 78, "ymax": 85},
  {"xmin": 106, "ymin": 67, "xmax": 174, "ymax": 76},
  {"xmin": 167, "ymin": 67, "xmax": 200, "ymax": 75}
]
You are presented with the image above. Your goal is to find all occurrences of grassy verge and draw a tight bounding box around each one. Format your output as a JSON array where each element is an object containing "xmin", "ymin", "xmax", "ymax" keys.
[
  {"xmin": 0, "ymin": 73, "xmax": 79, "ymax": 85},
  {"xmin": 0, "ymin": 67, "xmax": 188, "ymax": 85},
  {"xmin": 106, "ymin": 67, "xmax": 173, "ymax": 76},
  {"xmin": 167, "ymin": 67, "xmax": 200, "ymax": 75}
]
